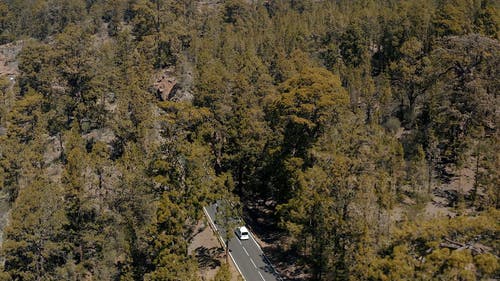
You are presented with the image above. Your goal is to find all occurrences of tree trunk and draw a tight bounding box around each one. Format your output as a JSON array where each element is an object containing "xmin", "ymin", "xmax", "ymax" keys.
[
  {"xmin": 225, "ymin": 239, "xmax": 229, "ymax": 263},
  {"xmin": 427, "ymin": 159, "xmax": 433, "ymax": 194},
  {"xmin": 472, "ymin": 150, "xmax": 480, "ymax": 206}
]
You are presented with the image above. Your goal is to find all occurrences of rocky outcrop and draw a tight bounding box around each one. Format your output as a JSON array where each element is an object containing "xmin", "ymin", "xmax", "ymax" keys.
[
  {"xmin": 44, "ymin": 134, "xmax": 64, "ymax": 164},
  {"xmin": 83, "ymin": 127, "xmax": 116, "ymax": 145},
  {"xmin": 153, "ymin": 68, "xmax": 194, "ymax": 102},
  {"xmin": 153, "ymin": 68, "xmax": 178, "ymax": 101},
  {"xmin": 0, "ymin": 41, "xmax": 22, "ymax": 79}
]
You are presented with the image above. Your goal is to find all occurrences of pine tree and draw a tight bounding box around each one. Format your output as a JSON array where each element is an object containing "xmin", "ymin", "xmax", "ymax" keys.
[
  {"xmin": 145, "ymin": 193, "xmax": 199, "ymax": 281},
  {"xmin": 2, "ymin": 176, "xmax": 69, "ymax": 280}
]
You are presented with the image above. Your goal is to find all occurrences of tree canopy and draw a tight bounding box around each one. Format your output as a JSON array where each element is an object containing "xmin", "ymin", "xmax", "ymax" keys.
[{"xmin": 0, "ymin": 0, "xmax": 498, "ymax": 280}]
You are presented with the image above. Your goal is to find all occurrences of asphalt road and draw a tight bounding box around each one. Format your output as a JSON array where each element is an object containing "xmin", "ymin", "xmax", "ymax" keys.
[{"xmin": 204, "ymin": 204, "xmax": 281, "ymax": 281}]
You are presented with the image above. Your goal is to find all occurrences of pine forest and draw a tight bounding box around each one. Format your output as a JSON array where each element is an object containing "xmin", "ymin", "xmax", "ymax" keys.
[{"xmin": 0, "ymin": 0, "xmax": 498, "ymax": 280}]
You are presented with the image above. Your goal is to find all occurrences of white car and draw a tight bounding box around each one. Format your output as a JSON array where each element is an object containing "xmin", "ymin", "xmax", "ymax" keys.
[{"xmin": 236, "ymin": 226, "xmax": 249, "ymax": 240}]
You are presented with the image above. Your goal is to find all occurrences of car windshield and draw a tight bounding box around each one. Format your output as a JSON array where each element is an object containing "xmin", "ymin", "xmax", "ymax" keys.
[{"xmin": 242, "ymin": 232, "xmax": 248, "ymax": 235}]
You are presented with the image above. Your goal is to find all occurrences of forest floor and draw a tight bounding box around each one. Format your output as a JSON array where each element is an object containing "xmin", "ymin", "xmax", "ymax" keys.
[
  {"xmin": 391, "ymin": 166, "xmax": 477, "ymax": 228},
  {"xmin": 424, "ymin": 166, "xmax": 475, "ymax": 218},
  {"xmin": 188, "ymin": 220, "xmax": 242, "ymax": 281}
]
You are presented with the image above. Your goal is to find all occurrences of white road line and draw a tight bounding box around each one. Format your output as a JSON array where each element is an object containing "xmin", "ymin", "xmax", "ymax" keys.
[
  {"xmin": 203, "ymin": 207, "xmax": 225, "ymax": 247},
  {"xmin": 229, "ymin": 252, "xmax": 246, "ymax": 281},
  {"xmin": 203, "ymin": 207, "xmax": 246, "ymax": 280},
  {"xmin": 249, "ymin": 231, "xmax": 283, "ymax": 281},
  {"xmin": 250, "ymin": 233, "xmax": 264, "ymax": 254},
  {"xmin": 204, "ymin": 205, "xmax": 283, "ymax": 281},
  {"xmin": 250, "ymin": 258, "xmax": 257, "ymax": 268},
  {"xmin": 238, "ymin": 239, "xmax": 242, "ymax": 245}
]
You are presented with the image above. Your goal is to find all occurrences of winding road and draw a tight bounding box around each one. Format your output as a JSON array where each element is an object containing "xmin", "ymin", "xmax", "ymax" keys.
[{"xmin": 203, "ymin": 204, "xmax": 282, "ymax": 281}]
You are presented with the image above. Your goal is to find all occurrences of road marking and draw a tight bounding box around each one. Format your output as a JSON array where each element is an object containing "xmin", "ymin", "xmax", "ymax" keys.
[
  {"xmin": 250, "ymin": 234, "xmax": 264, "ymax": 254},
  {"xmin": 204, "ymin": 204, "xmax": 284, "ymax": 281},
  {"xmin": 203, "ymin": 207, "xmax": 246, "ymax": 281},
  {"xmin": 249, "ymin": 231, "xmax": 283, "ymax": 281},
  {"xmin": 229, "ymin": 252, "xmax": 246, "ymax": 281},
  {"xmin": 250, "ymin": 258, "xmax": 257, "ymax": 268},
  {"xmin": 203, "ymin": 207, "xmax": 225, "ymax": 247}
]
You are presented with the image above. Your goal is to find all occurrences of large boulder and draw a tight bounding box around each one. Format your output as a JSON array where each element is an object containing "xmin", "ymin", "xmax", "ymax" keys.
[
  {"xmin": 153, "ymin": 68, "xmax": 194, "ymax": 102},
  {"xmin": 153, "ymin": 68, "xmax": 177, "ymax": 101}
]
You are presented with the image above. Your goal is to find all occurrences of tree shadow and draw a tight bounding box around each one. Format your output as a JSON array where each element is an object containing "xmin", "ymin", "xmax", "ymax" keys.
[
  {"xmin": 243, "ymin": 196, "xmax": 311, "ymax": 280},
  {"xmin": 195, "ymin": 246, "xmax": 223, "ymax": 270},
  {"xmin": 243, "ymin": 198, "xmax": 280, "ymax": 244}
]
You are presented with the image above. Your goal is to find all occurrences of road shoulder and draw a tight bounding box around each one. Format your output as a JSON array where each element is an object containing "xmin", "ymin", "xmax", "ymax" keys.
[{"xmin": 188, "ymin": 220, "xmax": 242, "ymax": 281}]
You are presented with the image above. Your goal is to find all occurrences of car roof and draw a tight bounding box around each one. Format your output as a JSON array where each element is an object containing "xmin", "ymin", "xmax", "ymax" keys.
[{"xmin": 239, "ymin": 226, "xmax": 249, "ymax": 232}]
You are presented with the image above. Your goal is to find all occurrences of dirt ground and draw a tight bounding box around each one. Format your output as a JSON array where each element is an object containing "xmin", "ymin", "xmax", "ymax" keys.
[
  {"xmin": 0, "ymin": 41, "xmax": 21, "ymax": 77},
  {"xmin": 424, "ymin": 166, "xmax": 476, "ymax": 218},
  {"xmin": 188, "ymin": 220, "xmax": 242, "ymax": 281}
]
